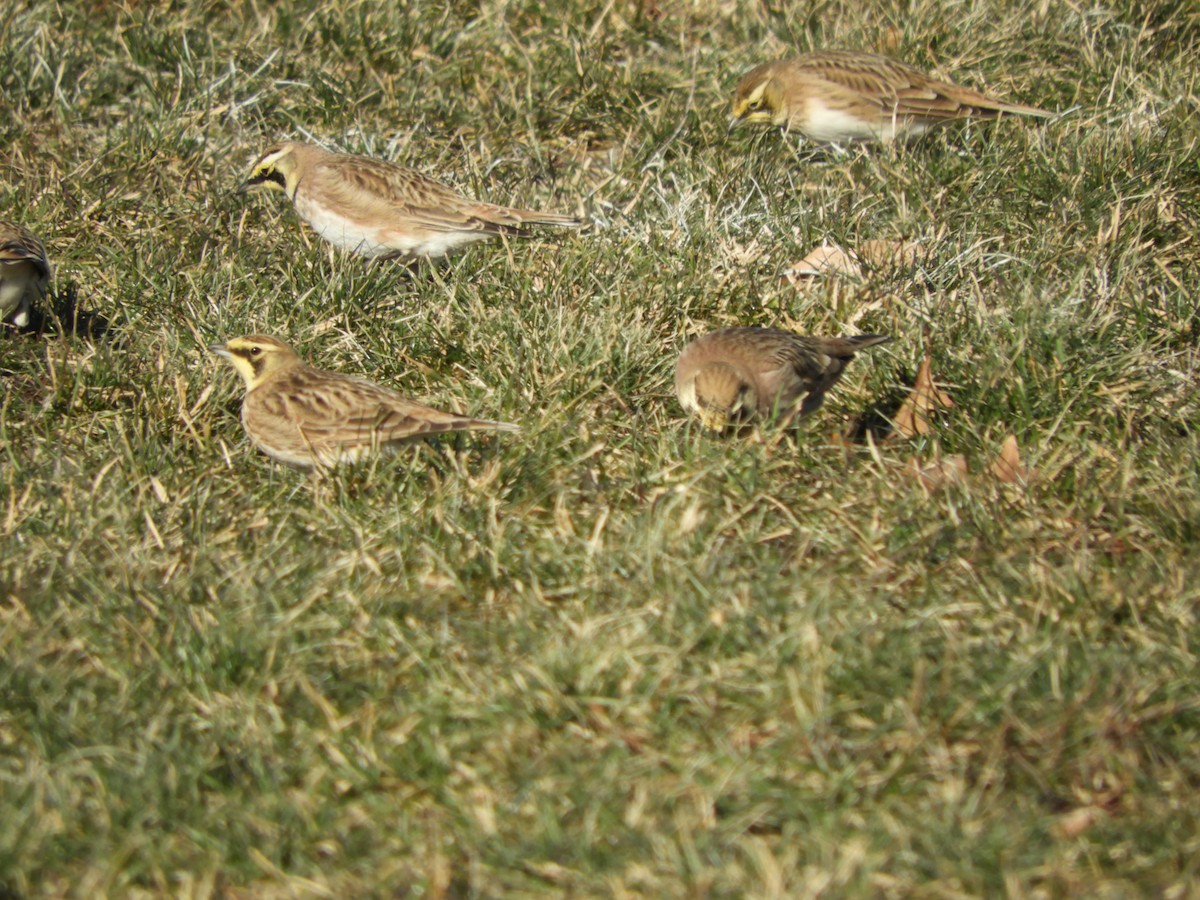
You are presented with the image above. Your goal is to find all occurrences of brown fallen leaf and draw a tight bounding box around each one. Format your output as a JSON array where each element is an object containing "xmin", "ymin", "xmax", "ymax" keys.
[
  {"xmin": 781, "ymin": 244, "xmax": 862, "ymax": 282},
  {"xmin": 904, "ymin": 454, "xmax": 969, "ymax": 490},
  {"xmin": 781, "ymin": 240, "xmax": 925, "ymax": 284},
  {"xmin": 989, "ymin": 434, "xmax": 1035, "ymax": 484},
  {"xmin": 634, "ymin": 0, "xmax": 664, "ymax": 22},
  {"xmin": 825, "ymin": 427, "xmax": 857, "ymax": 448},
  {"xmin": 1056, "ymin": 806, "xmax": 1104, "ymax": 839},
  {"xmin": 887, "ymin": 356, "xmax": 954, "ymax": 441},
  {"xmin": 857, "ymin": 239, "xmax": 927, "ymax": 268}
]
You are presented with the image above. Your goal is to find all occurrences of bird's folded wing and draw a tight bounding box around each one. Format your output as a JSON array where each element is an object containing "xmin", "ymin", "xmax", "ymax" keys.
[{"xmin": 320, "ymin": 158, "xmax": 518, "ymax": 235}]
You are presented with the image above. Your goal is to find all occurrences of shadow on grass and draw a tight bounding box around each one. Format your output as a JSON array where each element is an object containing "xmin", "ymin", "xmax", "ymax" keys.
[
  {"xmin": 846, "ymin": 387, "xmax": 909, "ymax": 444},
  {"xmin": 16, "ymin": 282, "xmax": 112, "ymax": 340}
]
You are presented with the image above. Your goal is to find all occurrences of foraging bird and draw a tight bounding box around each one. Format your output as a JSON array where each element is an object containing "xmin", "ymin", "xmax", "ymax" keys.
[
  {"xmin": 239, "ymin": 141, "xmax": 585, "ymax": 260},
  {"xmin": 210, "ymin": 334, "xmax": 519, "ymax": 468},
  {"xmin": 676, "ymin": 327, "xmax": 891, "ymax": 430},
  {"xmin": 0, "ymin": 221, "xmax": 50, "ymax": 328},
  {"xmin": 730, "ymin": 50, "xmax": 1050, "ymax": 143}
]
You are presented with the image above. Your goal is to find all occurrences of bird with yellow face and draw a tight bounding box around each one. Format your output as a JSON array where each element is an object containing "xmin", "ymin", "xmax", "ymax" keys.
[
  {"xmin": 211, "ymin": 335, "xmax": 519, "ymax": 468},
  {"xmin": 239, "ymin": 141, "xmax": 585, "ymax": 261},
  {"xmin": 731, "ymin": 50, "xmax": 1049, "ymax": 144}
]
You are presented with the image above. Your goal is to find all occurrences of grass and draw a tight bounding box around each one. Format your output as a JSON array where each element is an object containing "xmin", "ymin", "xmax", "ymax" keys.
[{"xmin": 2, "ymin": 0, "xmax": 1199, "ymax": 895}]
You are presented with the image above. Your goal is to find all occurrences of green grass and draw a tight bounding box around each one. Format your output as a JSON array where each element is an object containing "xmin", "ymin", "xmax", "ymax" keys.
[{"xmin": 2, "ymin": 0, "xmax": 1199, "ymax": 895}]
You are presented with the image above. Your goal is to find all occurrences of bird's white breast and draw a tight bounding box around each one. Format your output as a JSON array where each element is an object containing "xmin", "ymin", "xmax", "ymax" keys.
[
  {"xmin": 392, "ymin": 230, "xmax": 493, "ymax": 259},
  {"xmin": 805, "ymin": 97, "xmax": 937, "ymax": 143},
  {"xmin": 802, "ymin": 98, "xmax": 890, "ymax": 143},
  {"xmin": 293, "ymin": 194, "xmax": 394, "ymax": 258},
  {"xmin": 293, "ymin": 193, "xmax": 494, "ymax": 259},
  {"xmin": 675, "ymin": 375, "xmax": 699, "ymax": 413}
]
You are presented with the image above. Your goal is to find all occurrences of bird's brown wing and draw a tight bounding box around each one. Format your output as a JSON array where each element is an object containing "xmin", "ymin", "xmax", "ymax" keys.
[
  {"xmin": 736, "ymin": 330, "xmax": 826, "ymax": 381},
  {"xmin": 760, "ymin": 332, "xmax": 889, "ymax": 405},
  {"xmin": 316, "ymin": 155, "xmax": 533, "ymax": 236},
  {"xmin": 799, "ymin": 53, "xmax": 966, "ymax": 120},
  {"xmin": 802, "ymin": 52, "xmax": 1046, "ymax": 120},
  {"xmin": 256, "ymin": 369, "xmax": 509, "ymax": 454}
]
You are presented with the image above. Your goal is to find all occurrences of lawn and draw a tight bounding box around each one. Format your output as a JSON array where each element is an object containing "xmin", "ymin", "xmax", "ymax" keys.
[{"xmin": 1, "ymin": 0, "xmax": 1198, "ymax": 895}]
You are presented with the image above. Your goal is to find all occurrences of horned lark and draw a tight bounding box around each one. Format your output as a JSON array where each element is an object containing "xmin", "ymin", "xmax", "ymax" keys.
[
  {"xmin": 239, "ymin": 141, "xmax": 585, "ymax": 260},
  {"xmin": 0, "ymin": 221, "xmax": 50, "ymax": 327},
  {"xmin": 210, "ymin": 335, "xmax": 519, "ymax": 468},
  {"xmin": 731, "ymin": 50, "xmax": 1050, "ymax": 143},
  {"xmin": 676, "ymin": 327, "xmax": 891, "ymax": 430}
]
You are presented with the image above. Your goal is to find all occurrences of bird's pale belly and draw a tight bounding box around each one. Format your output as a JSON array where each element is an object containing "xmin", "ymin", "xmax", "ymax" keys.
[
  {"xmin": 0, "ymin": 261, "xmax": 42, "ymax": 323},
  {"xmin": 294, "ymin": 198, "xmax": 394, "ymax": 257},
  {"xmin": 295, "ymin": 196, "xmax": 492, "ymax": 259}
]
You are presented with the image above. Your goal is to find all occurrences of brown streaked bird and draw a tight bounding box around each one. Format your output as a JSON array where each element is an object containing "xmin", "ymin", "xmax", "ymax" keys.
[
  {"xmin": 210, "ymin": 335, "xmax": 519, "ymax": 468},
  {"xmin": 238, "ymin": 141, "xmax": 586, "ymax": 260},
  {"xmin": 731, "ymin": 50, "xmax": 1050, "ymax": 143},
  {"xmin": 0, "ymin": 221, "xmax": 50, "ymax": 327},
  {"xmin": 676, "ymin": 327, "xmax": 891, "ymax": 430}
]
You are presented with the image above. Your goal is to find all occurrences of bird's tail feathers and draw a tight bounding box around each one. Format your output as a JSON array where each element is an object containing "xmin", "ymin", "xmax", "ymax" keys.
[{"xmin": 841, "ymin": 334, "xmax": 893, "ymax": 352}]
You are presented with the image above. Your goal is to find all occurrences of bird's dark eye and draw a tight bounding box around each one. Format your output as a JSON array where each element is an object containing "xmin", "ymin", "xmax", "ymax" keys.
[
  {"xmin": 249, "ymin": 347, "xmax": 261, "ymax": 356},
  {"xmin": 748, "ymin": 98, "xmax": 762, "ymax": 111}
]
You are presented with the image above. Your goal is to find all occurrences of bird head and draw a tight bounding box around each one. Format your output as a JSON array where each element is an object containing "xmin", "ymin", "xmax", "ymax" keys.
[
  {"xmin": 210, "ymin": 335, "xmax": 301, "ymax": 390},
  {"xmin": 693, "ymin": 363, "xmax": 756, "ymax": 431},
  {"xmin": 239, "ymin": 144, "xmax": 302, "ymax": 196},
  {"xmin": 730, "ymin": 64, "xmax": 788, "ymax": 128}
]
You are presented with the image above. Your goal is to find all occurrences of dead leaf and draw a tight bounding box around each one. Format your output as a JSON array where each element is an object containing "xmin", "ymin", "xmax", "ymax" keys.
[
  {"xmin": 857, "ymin": 239, "xmax": 926, "ymax": 268},
  {"xmin": 781, "ymin": 245, "xmax": 862, "ymax": 282},
  {"xmin": 989, "ymin": 434, "xmax": 1034, "ymax": 484},
  {"xmin": 887, "ymin": 356, "xmax": 954, "ymax": 441},
  {"xmin": 782, "ymin": 240, "xmax": 925, "ymax": 285},
  {"xmin": 903, "ymin": 454, "xmax": 968, "ymax": 490},
  {"xmin": 825, "ymin": 427, "xmax": 859, "ymax": 463},
  {"xmin": 1102, "ymin": 537, "xmax": 1131, "ymax": 556},
  {"xmin": 634, "ymin": 0, "xmax": 664, "ymax": 21},
  {"xmin": 523, "ymin": 861, "xmax": 575, "ymax": 884},
  {"xmin": 1056, "ymin": 806, "xmax": 1104, "ymax": 839}
]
